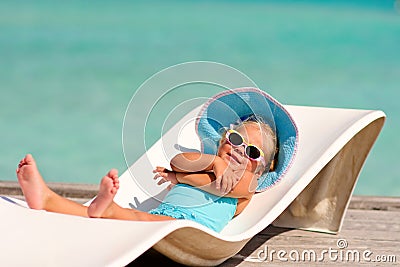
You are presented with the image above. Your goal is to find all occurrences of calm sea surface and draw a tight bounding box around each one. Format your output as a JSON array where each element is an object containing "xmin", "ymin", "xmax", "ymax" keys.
[{"xmin": 0, "ymin": 0, "xmax": 399, "ymax": 196}]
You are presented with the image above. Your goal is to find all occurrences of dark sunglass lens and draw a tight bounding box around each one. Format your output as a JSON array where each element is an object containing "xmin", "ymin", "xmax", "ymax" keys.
[
  {"xmin": 228, "ymin": 132, "xmax": 243, "ymax": 146},
  {"xmin": 246, "ymin": 146, "xmax": 261, "ymax": 159}
]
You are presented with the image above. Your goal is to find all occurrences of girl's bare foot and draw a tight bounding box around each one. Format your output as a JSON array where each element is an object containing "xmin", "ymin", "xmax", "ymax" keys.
[
  {"xmin": 87, "ymin": 169, "xmax": 119, "ymax": 218},
  {"xmin": 16, "ymin": 154, "xmax": 51, "ymax": 210}
]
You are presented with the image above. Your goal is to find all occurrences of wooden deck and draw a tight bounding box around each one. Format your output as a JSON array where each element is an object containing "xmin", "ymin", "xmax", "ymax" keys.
[{"xmin": 1, "ymin": 182, "xmax": 399, "ymax": 266}]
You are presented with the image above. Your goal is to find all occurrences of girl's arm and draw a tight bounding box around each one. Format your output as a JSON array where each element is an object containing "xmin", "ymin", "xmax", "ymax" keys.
[
  {"xmin": 153, "ymin": 152, "xmax": 221, "ymax": 192},
  {"xmin": 175, "ymin": 171, "xmax": 257, "ymax": 199},
  {"xmin": 170, "ymin": 153, "xmax": 239, "ymax": 193},
  {"xmin": 169, "ymin": 152, "xmax": 218, "ymax": 172},
  {"xmin": 157, "ymin": 152, "xmax": 257, "ymax": 198}
]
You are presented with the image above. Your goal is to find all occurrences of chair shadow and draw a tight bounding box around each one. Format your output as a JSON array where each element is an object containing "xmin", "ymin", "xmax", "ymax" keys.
[
  {"xmin": 0, "ymin": 196, "xmax": 26, "ymax": 208},
  {"xmin": 174, "ymin": 143, "xmax": 200, "ymax": 153},
  {"xmin": 218, "ymin": 225, "xmax": 294, "ymax": 266},
  {"xmin": 127, "ymin": 248, "xmax": 188, "ymax": 267},
  {"xmin": 127, "ymin": 143, "xmax": 199, "ymax": 212},
  {"xmin": 127, "ymin": 225, "xmax": 294, "ymax": 266}
]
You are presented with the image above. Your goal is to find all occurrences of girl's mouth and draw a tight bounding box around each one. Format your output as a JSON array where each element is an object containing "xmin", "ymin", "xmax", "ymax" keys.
[{"xmin": 227, "ymin": 152, "xmax": 242, "ymax": 164}]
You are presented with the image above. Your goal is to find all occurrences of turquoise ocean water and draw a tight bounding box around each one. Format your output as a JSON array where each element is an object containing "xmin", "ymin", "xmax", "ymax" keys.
[{"xmin": 0, "ymin": 0, "xmax": 399, "ymax": 196}]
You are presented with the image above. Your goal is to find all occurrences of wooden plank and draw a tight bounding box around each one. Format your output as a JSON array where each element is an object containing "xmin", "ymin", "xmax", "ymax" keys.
[
  {"xmin": 349, "ymin": 196, "xmax": 400, "ymax": 211},
  {"xmin": 0, "ymin": 181, "xmax": 98, "ymax": 200}
]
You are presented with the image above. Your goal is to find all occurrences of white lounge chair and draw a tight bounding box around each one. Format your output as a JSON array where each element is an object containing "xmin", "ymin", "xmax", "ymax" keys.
[{"xmin": 0, "ymin": 89, "xmax": 385, "ymax": 266}]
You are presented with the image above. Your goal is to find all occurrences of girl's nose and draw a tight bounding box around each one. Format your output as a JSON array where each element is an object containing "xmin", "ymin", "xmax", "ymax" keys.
[{"xmin": 233, "ymin": 145, "xmax": 245, "ymax": 156}]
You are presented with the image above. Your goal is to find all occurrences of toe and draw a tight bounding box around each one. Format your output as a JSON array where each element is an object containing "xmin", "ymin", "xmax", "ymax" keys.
[
  {"xmin": 108, "ymin": 169, "xmax": 118, "ymax": 178},
  {"xmin": 25, "ymin": 154, "xmax": 35, "ymax": 165}
]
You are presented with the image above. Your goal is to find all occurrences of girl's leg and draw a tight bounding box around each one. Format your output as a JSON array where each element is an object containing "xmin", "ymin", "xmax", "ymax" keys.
[
  {"xmin": 17, "ymin": 154, "xmax": 175, "ymax": 222},
  {"xmin": 17, "ymin": 154, "xmax": 88, "ymax": 217},
  {"xmin": 88, "ymin": 171, "xmax": 175, "ymax": 222}
]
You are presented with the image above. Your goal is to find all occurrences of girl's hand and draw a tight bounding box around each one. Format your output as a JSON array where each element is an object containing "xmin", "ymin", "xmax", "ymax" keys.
[
  {"xmin": 214, "ymin": 150, "xmax": 248, "ymax": 195},
  {"xmin": 153, "ymin": 166, "xmax": 178, "ymax": 190}
]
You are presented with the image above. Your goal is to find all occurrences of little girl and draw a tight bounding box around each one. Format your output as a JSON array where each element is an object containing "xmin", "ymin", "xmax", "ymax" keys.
[{"xmin": 16, "ymin": 119, "xmax": 276, "ymax": 232}]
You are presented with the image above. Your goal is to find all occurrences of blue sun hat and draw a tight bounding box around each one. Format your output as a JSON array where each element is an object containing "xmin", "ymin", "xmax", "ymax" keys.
[{"xmin": 195, "ymin": 88, "xmax": 298, "ymax": 192}]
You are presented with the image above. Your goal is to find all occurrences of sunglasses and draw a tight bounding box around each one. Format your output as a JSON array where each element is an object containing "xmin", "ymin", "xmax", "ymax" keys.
[{"xmin": 225, "ymin": 129, "xmax": 266, "ymax": 166}]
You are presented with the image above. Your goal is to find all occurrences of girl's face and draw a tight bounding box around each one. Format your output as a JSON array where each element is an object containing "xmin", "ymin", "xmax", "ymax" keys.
[{"xmin": 217, "ymin": 124, "xmax": 266, "ymax": 174}]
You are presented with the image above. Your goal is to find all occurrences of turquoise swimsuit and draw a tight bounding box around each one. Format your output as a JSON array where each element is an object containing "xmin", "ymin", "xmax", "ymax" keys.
[{"xmin": 149, "ymin": 184, "xmax": 238, "ymax": 232}]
